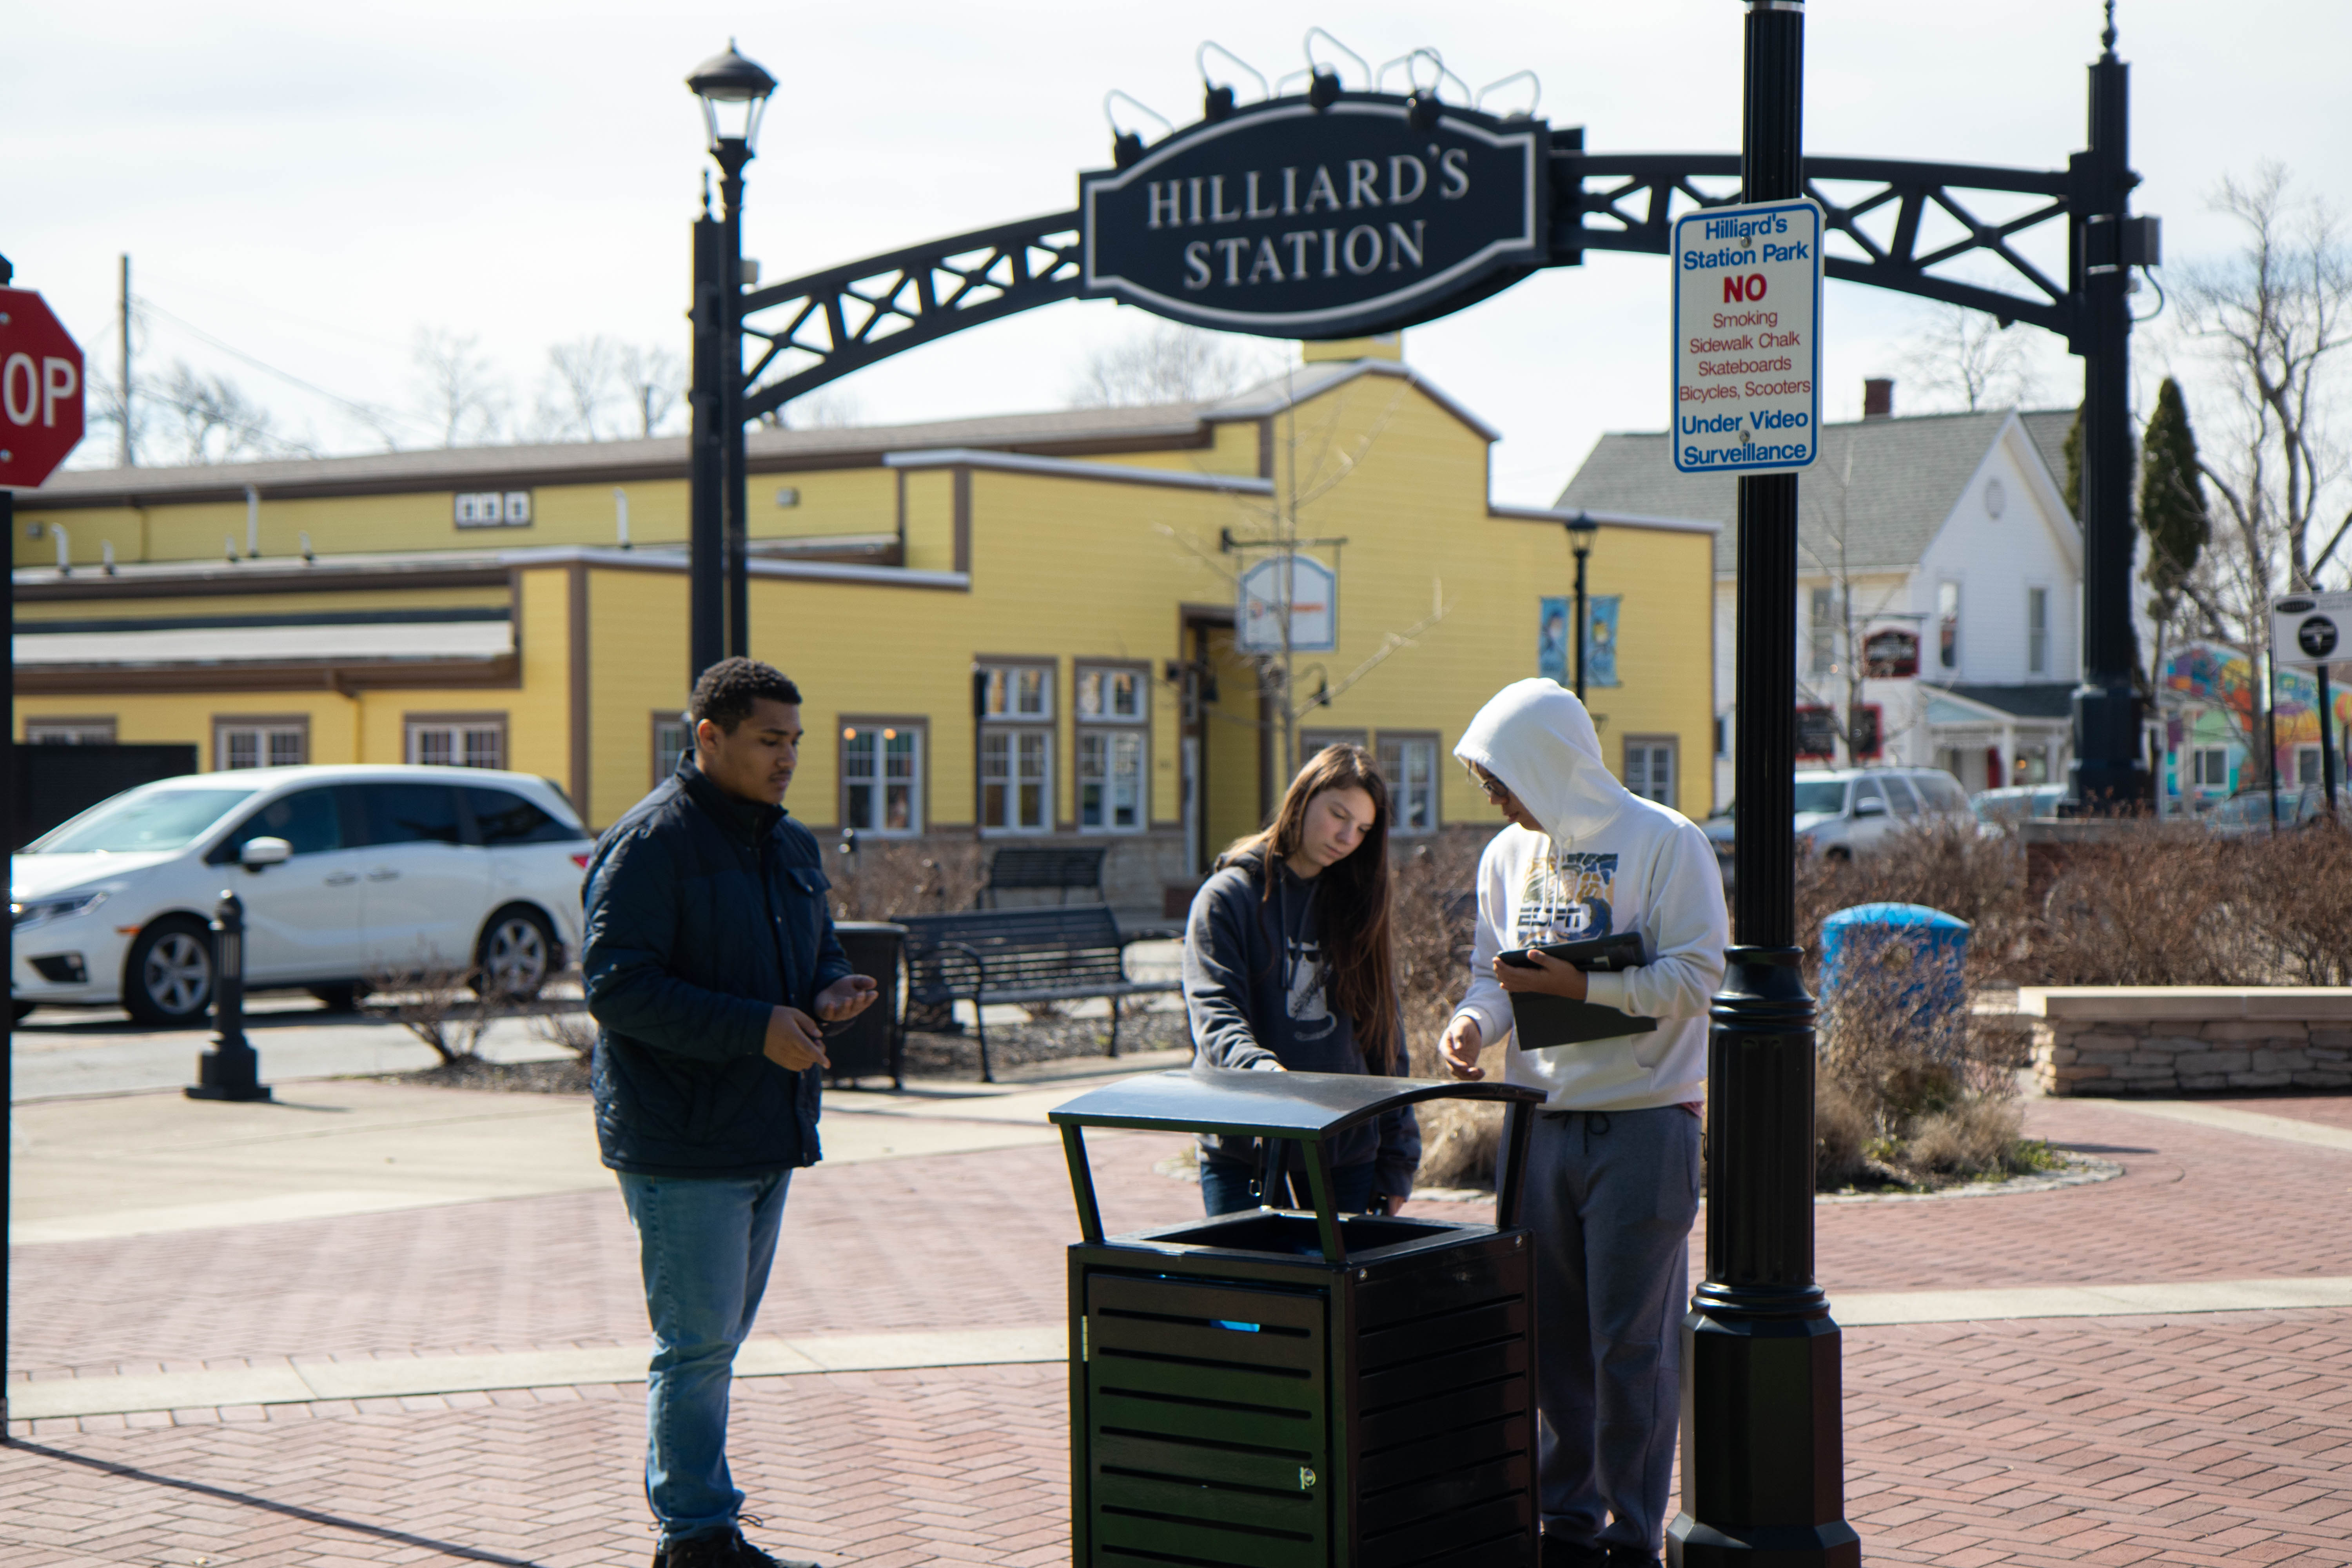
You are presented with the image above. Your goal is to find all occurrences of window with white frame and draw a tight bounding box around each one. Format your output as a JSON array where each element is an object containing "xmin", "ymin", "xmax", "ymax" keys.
[
  {"xmin": 1808, "ymin": 586, "xmax": 1835, "ymax": 675},
  {"xmin": 979, "ymin": 662, "xmax": 1053, "ymax": 721},
  {"xmin": 841, "ymin": 721, "xmax": 923, "ymax": 834},
  {"xmin": 1936, "ymin": 581, "xmax": 1961, "ymax": 670},
  {"xmin": 1078, "ymin": 731, "xmax": 1143, "ymax": 831},
  {"xmin": 981, "ymin": 728, "xmax": 1052, "ymax": 832},
  {"xmin": 652, "ymin": 713, "xmax": 691, "ymax": 788},
  {"xmin": 25, "ymin": 717, "xmax": 116, "ymax": 745},
  {"xmin": 1623, "ymin": 737, "xmax": 1678, "ymax": 808},
  {"xmin": 1377, "ymin": 734, "xmax": 1439, "ymax": 834},
  {"xmin": 1075, "ymin": 666, "xmax": 1145, "ymax": 723},
  {"xmin": 2027, "ymin": 586, "xmax": 2049, "ymax": 675},
  {"xmin": 406, "ymin": 715, "xmax": 506, "ymax": 769},
  {"xmin": 2191, "ymin": 748, "xmax": 2229, "ymax": 789},
  {"xmin": 215, "ymin": 718, "xmax": 307, "ymax": 769},
  {"xmin": 454, "ymin": 491, "xmax": 532, "ymax": 528}
]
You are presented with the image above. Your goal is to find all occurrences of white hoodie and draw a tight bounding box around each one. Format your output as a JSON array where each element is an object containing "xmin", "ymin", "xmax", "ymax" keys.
[{"xmin": 1450, "ymin": 679, "xmax": 1730, "ymax": 1112}]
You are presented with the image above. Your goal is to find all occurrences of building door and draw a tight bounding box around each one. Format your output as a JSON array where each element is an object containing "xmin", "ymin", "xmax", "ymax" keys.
[{"xmin": 1195, "ymin": 623, "xmax": 1269, "ymax": 860}]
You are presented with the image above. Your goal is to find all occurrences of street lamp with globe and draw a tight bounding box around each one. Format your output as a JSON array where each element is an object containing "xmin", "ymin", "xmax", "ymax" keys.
[{"xmin": 685, "ymin": 40, "xmax": 776, "ymax": 677}]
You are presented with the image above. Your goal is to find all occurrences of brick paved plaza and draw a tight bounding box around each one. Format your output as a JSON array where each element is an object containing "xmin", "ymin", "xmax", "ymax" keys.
[{"xmin": 7, "ymin": 1072, "xmax": 2352, "ymax": 1566}]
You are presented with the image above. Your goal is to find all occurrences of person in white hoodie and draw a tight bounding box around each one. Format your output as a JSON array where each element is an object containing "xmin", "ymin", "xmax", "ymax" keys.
[{"xmin": 1439, "ymin": 679, "xmax": 1728, "ymax": 1568}]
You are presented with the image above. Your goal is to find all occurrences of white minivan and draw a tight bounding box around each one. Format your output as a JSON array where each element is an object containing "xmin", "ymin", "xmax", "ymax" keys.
[
  {"xmin": 11, "ymin": 765, "xmax": 591, "ymax": 1026},
  {"xmin": 1702, "ymin": 766, "xmax": 1975, "ymax": 883}
]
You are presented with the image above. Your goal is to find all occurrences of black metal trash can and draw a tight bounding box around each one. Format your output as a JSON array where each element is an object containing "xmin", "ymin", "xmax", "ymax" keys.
[
  {"xmin": 826, "ymin": 921, "xmax": 905, "ymax": 1088},
  {"xmin": 1051, "ymin": 1069, "xmax": 1546, "ymax": 1568}
]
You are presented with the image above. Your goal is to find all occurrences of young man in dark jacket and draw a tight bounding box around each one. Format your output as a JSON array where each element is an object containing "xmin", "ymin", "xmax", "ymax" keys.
[{"xmin": 583, "ymin": 658, "xmax": 878, "ymax": 1568}]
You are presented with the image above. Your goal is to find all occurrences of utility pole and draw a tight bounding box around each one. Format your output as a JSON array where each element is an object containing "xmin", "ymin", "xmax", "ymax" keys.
[
  {"xmin": 118, "ymin": 254, "xmax": 133, "ymax": 468},
  {"xmin": 1673, "ymin": 3, "xmax": 1860, "ymax": 1564}
]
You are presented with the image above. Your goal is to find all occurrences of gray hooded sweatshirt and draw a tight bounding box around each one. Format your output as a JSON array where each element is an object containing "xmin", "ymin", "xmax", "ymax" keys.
[{"xmin": 1182, "ymin": 848, "xmax": 1422, "ymax": 1201}]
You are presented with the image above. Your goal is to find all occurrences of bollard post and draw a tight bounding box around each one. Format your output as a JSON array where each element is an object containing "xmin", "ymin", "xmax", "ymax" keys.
[{"xmin": 186, "ymin": 890, "xmax": 271, "ymax": 1102}]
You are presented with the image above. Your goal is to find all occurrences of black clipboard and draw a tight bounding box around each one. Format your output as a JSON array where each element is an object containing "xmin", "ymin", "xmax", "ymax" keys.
[{"xmin": 1497, "ymin": 931, "xmax": 1657, "ymax": 1048}]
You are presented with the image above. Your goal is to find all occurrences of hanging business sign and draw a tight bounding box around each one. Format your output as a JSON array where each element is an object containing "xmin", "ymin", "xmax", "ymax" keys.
[
  {"xmin": 2272, "ymin": 591, "xmax": 2352, "ymax": 668},
  {"xmin": 1079, "ymin": 95, "xmax": 1549, "ymax": 339},
  {"xmin": 1863, "ymin": 627, "xmax": 1920, "ymax": 678},
  {"xmin": 1237, "ymin": 554, "xmax": 1338, "ymax": 653},
  {"xmin": 1670, "ymin": 197, "xmax": 1823, "ymax": 474}
]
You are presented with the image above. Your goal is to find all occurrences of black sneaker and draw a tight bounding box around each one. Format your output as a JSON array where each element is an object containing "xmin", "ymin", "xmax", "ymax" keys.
[
  {"xmin": 1542, "ymin": 1535, "xmax": 1608, "ymax": 1568},
  {"xmin": 666, "ymin": 1527, "xmax": 817, "ymax": 1568}
]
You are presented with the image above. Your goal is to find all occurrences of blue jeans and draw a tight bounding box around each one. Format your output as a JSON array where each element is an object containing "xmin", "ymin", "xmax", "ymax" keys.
[
  {"xmin": 617, "ymin": 1169, "xmax": 792, "ymax": 1546},
  {"xmin": 1200, "ymin": 1152, "xmax": 1378, "ymax": 1218}
]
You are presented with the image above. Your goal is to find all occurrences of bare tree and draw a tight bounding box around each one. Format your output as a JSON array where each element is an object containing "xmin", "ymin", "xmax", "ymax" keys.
[
  {"xmin": 780, "ymin": 384, "xmax": 867, "ymax": 430},
  {"xmin": 1899, "ymin": 302, "xmax": 2045, "ymax": 412},
  {"xmin": 1157, "ymin": 370, "xmax": 1448, "ymax": 782},
  {"xmin": 412, "ymin": 328, "xmax": 508, "ymax": 447},
  {"xmin": 2174, "ymin": 163, "xmax": 2352, "ymax": 630},
  {"xmin": 1797, "ymin": 443, "xmax": 1920, "ymax": 766},
  {"xmin": 614, "ymin": 341, "xmax": 685, "ymax": 437},
  {"xmin": 534, "ymin": 336, "xmax": 620, "ymax": 441},
  {"xmin": 154, "ymin": 361, "xmax": 305, "ymax": 465},
  {"xmin": 1070, "ymin": 319, "xmax": 1284, "ymax": 408}
]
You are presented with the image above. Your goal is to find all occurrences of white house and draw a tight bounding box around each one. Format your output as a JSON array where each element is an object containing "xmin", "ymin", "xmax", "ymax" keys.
[{"xmin": 1557, "ymin": 391, "xmax": 2083, "ymax": 804}]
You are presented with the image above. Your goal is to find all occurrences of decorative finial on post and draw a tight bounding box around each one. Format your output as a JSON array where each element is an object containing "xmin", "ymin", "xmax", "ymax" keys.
[{"xmin": 2102, "ymin": 0, "xmax": 2118, "ymax": 54}]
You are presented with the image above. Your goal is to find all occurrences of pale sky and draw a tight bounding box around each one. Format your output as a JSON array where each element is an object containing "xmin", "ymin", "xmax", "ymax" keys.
[{"xmin": 9, "ymin": 1, "xmax": 2350, "ymax": 505}]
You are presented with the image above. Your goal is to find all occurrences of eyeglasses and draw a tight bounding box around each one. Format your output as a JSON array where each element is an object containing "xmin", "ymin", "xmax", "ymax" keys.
[{"xmin": 1474, "ymin": 772, "xmax": 1513, "ymax": 804}]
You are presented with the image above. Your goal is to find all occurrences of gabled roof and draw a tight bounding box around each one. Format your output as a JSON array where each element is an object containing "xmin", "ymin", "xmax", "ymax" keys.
[
  {"xmin": 1555, "ymin": 407, "xmax": 2071, "ymax": 576},
  {"xmin": 1206, "ymin": 359, "xmax": 1501, "ymax": 441}
]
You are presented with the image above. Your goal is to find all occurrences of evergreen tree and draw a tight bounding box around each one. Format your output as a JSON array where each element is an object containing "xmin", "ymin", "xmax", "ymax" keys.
[
  {"xmin": 2138, "ymin": 376, "xmax": 2210, "ymax": 615},
  {"xmin": 2061, "ymin": 402, "xmax": 2083, "ymax": 518}
]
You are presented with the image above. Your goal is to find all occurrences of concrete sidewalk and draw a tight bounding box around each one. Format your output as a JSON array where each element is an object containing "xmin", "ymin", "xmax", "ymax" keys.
[{"xmin": 9, "ymin": 1078, "xmax": 2352, "ymax": 1564}]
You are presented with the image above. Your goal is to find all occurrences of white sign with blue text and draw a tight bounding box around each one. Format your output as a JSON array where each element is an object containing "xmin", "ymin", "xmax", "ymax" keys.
[{"xmin": 1671, "ymin": 198, "xmax": 1822, "ymax": 474}]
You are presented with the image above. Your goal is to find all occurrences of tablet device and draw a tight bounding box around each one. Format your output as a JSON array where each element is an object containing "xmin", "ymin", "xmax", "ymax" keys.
[{"xmin": 1498, "ymin": 932, "xmax": 1657, "ymax": 1047}]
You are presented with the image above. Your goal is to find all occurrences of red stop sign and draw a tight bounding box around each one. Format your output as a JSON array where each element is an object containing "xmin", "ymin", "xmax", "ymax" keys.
[{"xmin": 0, "ymin": 288, "xmax": 86, "ymax": 488}]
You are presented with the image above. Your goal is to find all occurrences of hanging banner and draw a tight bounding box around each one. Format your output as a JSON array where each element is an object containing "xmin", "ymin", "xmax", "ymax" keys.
[
  {"xmin": 1237, "ymin": 554, "xmax": 1338, "ymax": 653},
  {"xmin": 1080, "ymin": 95, "xmax": 1548, "ymax": 339},
  {"xmin": 1585, "ymin": 595, "xmax": 1621, "ymax": 688},
  {"xmin": 1538, "ymin": 596, "xmax": 1570, "ymax": 684}
]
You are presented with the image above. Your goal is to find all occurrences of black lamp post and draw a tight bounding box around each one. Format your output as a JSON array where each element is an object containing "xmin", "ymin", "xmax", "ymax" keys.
[
  {"xmin": 1565, "ymin": 512, "xmax": 1597, "ymax": 701},
  {"xmin": 1671, "ymin": 3, "xmax": 1858, "ymax": 1566},
  {"xmin": 686, "ymin": 40, "xmax": 776, "ymax": 681}
]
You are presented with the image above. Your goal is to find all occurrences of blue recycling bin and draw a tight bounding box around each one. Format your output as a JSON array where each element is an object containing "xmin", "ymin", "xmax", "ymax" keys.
[{"xmin": 1820, "ymin": 902, "xmax": 1970, "ymax": 1049}]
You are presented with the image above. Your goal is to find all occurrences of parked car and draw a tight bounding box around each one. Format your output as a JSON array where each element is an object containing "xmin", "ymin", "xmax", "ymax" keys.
[
  {"xmin": 1970, "ymin": 783, "xmax": 2066, "ymax": 829},
  {"xmin": 2205, "ymin": 784, "xmax": 2345, "ymax": 837},
  {"xmin": 10, "ymin": 765, "xmax": 590, "ymax": 1027},
  {"xmin": 1704, "ymin": 766, "xmax": 1974, "ymax": 883}
]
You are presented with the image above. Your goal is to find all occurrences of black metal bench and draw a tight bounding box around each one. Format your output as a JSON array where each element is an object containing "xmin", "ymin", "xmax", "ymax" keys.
[
  {"xmin": 898, "ymin": 905, "xmax": 1179, "ymax": 1082},
  {"xmin": 982, "ymin": 845, "xmax": 1106, "ymax": 906}
]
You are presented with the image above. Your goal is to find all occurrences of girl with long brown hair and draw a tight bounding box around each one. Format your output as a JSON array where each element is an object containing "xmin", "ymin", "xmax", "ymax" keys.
[{"xmin": 1181, "ymin": 743, "xmax": 1421, "ymax": 1216}]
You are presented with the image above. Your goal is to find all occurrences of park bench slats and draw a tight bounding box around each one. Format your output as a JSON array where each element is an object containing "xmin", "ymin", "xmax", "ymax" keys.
[
  {"xmin": 983, "ymin": 845, "xmax": 1106, "ymax": 905},
  {"xmin": 899, "ymin": 905, "xmax": 1180, "ymax": 1081}
]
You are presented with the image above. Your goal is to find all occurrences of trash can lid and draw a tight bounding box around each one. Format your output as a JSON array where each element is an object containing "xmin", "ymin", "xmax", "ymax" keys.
[
  {"xmin": 1049, "ymin": 1067, "xmax": 1542, "ymax": 1143},
  {"xmin": 1820, "ymin": 902, "xmax": 1970, "ymax": 932}
]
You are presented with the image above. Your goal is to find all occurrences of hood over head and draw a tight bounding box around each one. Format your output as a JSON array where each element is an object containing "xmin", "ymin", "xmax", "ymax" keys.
[{"xmin": 1453, "ymin": 679, "xmax": 1635, "ymax": 843}]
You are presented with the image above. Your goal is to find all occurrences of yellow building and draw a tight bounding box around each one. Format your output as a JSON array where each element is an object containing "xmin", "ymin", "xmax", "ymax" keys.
[{"xmin": 15, "ymin": 348, "xmax": 1716, "ymax": 909}]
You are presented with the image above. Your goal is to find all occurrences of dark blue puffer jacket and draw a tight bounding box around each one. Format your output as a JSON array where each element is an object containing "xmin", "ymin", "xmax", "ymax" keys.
[{"xmin": 583, "ymin": 754, "xmax": 850, "ymax": 1177}]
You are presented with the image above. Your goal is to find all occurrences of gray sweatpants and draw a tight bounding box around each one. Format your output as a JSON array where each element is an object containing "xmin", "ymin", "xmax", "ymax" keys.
[{"xmin": 1508, "ymin": 1104, "xmax": 1701, "ymax": 1553}]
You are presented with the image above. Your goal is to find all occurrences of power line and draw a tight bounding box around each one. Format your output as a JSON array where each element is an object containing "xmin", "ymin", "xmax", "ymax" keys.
[{"xmin": 133, "ymin": 295, "xmax": 437, "ymax": 442}]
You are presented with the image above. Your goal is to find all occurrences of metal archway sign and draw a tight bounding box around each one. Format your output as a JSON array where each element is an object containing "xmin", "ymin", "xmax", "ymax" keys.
[{"xmin": 1077, "ymin": 94, "xmax": 1548, "ymax": 339}]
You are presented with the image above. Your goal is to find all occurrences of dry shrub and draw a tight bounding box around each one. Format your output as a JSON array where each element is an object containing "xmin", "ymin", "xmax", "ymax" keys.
[
  {"xmin": 532, "ymin": 1004, "xmax": 599, "ymax": 1061},
  {"xmin": 1393, "ymin": 832, "xmax": 1503, "ymax": 1187},
  {"xmin": 1905, "ymin": 1095, "xmax": 2026, "ymax": 1177},
  {"xmin": 365, "ymin": 961, "xmax": 499, "ymax": 1064},
  {"xmin": 1815, "ymin": 1076, "xmax": 1870, "ymax": 1187},
  {"xmin": 827, "ymin": 838, "xmax": 985, "ymax": 920},
  {"xmin": 1797, "ymin": 817, "xmax": 2027, "ymax": 989}
]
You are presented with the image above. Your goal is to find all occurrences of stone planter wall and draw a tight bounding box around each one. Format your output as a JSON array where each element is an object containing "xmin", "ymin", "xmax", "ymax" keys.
[{"xmin": 2021, "ymin": 987, "xmax": 2352, "ymax": 1096}]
